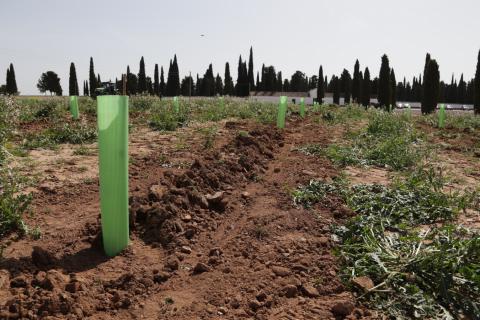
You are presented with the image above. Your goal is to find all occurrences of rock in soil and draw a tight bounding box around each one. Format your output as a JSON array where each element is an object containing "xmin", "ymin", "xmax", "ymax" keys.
[
  {"xmin": 193, "ymin": 262, "xmax": 210, "ymax": 274},
  {"xmin": 331, "ymin": 301, "xmax": 355, "ymax": 317}
]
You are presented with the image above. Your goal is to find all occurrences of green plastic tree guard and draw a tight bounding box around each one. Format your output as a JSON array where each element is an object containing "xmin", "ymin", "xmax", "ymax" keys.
[
  {"xmin": 406, "ymin": 104, "xmax": 412, "ymax": 119},
  {"xmin": 69, "ymin": 96, "xmax": 79, "ymax": 120},
  {"xmin": 438, "ymin": 104, "xmax": 446, "ymax": 128},
  {"xmin": 173, "ymin": 96, "xmax": 179, "ymax": 113},
  {"xmin": 97, "ymin": 95, "xmax": 129, "ymax": 257},
  {"xmin": 277, "ymin": 96, "xmax": 287, "ymax": 129},
  {"xmin": 299, "ymin": 97, "xmax": 305, "ymax": 118},
  {"xmin": 219, "ymin": 96, "xmax": 225, "ymax": 113}
]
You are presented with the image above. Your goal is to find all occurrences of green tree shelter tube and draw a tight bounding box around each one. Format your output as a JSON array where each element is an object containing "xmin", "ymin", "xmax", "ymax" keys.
[
  {"xmin": 277, "ymin": 96, "xmax": 287, "ymax": 129},
  {"xmin": 406, "ymin": 104, "xmax": 412, "ymax": 119},
  {"xmin": 69, "ymin": 96, "xmax": 79, "ymax": 120},
  {"xmin": 299, "ymin": 97, "xmax": 305, "ymax": 118},
  {"xmin": 438, "ymin": 104, "xmax": 446, "ymax": 128},
  {"xmin": 97, "ymin": 96, "xmax": 129, "ymax": 257},
  {"xmin": 219, "ymin": 96, "xmax": 224, "ymax": 111},
  {"xmin": 173, "ymin": 96, "xmax": 179, "ymax": 113}
]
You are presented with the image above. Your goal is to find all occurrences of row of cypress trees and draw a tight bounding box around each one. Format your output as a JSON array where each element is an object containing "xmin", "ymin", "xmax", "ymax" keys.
[{"xmin": 3, "ymin": 48, "xmax": 479, "ymax": 113}]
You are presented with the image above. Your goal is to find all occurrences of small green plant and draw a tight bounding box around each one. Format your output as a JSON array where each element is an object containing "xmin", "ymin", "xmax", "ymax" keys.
[
  {"xmin": 73, "ymin": 145, "xmax": 94, "ymax": 156},
  {"xmin": 199, "ymin": 126, "xmax": 218, "ymax": 149},
  {"xmin": 0, "ymin": 168, "xmax": 32, "ymax": 239},
  {"xmin": 296, "ymin": 144, "xmax": 323, "ymax": 157}
]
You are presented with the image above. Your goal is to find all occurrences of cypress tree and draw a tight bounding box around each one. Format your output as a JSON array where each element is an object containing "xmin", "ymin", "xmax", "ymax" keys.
[
  {"xmin": 466, "ymin": 79, "xmax": 474, "ymax": 104},
  {"xmin": 196, "ymin": 74, "xmax": 202, "ymax": 96},
  {"xmin": 166, "ymin": 55, "xmax": 180, "ymax": 96},
  {"xmin": 224, "ymin": 62, "xmax": 234, "ymax": 96},
  {"xmin": 333, "ymin": 76, "xmax": 340, "ymax": 104},
  {"xmin": 422, "ymin": 59, "xmax": 440, "ymax": 114},
  {"xmin": 260, "ymin": 64, "xmax": 265, "ymax": 91},
  {"xmin": 126, "ymin": 65, "xmax": 138, "ymax": 95},
  {"xmin": 458, "ymin": 74, "xmax": 466, "ymax": 104},
  {"xmin": 6, "ymin": 64, "xmax": 18, "ymax": 95},
  {"xmin": 201, "ymin": 64, "xmax": 215, "ymax": 96},
  {"xmin": 69, "ymin": 62, "xmax": 79, "ymax": 96},
  {"xmin": 215, "ymin": 73, "xmax": 223, "ymax": 95},
  {"xmin": 236, "ymin": 56, "xmax": 245, "ymax": 96},
  {"xmin": 256, "ymin": 72, "xmax": 260, "ymax": 89},
  {"xmin": 89, "ymin": 57, "xmax": 97, "ymax": 98},
  {"xmin": 475, "ymin": 49, "xmax": 480, "ymax": 114},
  {"xmin": 352, "ymin": 59, "xmax": 361, "ymax": 102},
  {"xmin": 5, "ymin": 68, "xmax": 11, "ymax": 94},
  {"xmin": 362, "ymin": 67, "xmax": 371, "ymax": 107},
  {"xmin": 317, "ymin": 66, "xmax": 324, "ymax": 103},
  {"xmin": 97, "ymin": 74, "xmax": 101, "ymax": 84},
  {"xmin": 85, "ymin": 81, "xmax": 89, "ymax": 96},
  {"xmin": 154, "ymin": 64, "xmax": 160, "ymax": 96},
  {"xmin": 378, "ymin": 54, "xmax": 391, "ymax": 108},
  {"xmin": 276, "ymin": 72, "xmax": 283, "ymax": 92},
  {"xmin": 166, "ymin": 60, "xmax": 173, "ymax": 96},
  {"xmin": 248, "ymin": 47, "xmax": 255, "ymax": 91},
  {"xmin": 341, "ymin": 69, "xmax": 351, "ymax": 104},
  {"xmin": 390, "ymin": 68, "xmax": 397, "ymax": 109},
  {"xmin": 160, "ymin": 66, "xmax": 166, "ymax": 97},
  {"xmin": 421, "ymin": 53, "xmax": 431, "ymax": 107},
  {"xmin": 138, "ymin": 56, "xmax": 147, "ymax": 93},
  {"xmin": 173, "ymin": 55, "xmax": 180, "ymax": 96}
]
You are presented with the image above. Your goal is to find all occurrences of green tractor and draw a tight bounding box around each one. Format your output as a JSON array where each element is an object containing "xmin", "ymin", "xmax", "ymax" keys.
[{"xmin": 95, "ymin": 81, "xmax": 119, "ymax": 96}]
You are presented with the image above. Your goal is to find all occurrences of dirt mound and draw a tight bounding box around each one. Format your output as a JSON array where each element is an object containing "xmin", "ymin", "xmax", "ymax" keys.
[{"xmin": 131, "ymin": 127, "xmax": 283, "ymax": 247}]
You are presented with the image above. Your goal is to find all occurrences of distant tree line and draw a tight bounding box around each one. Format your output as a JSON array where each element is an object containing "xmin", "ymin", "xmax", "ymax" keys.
[{"xmin": 2, "ymin": 47, "xmax": 480, "ymax": 114}]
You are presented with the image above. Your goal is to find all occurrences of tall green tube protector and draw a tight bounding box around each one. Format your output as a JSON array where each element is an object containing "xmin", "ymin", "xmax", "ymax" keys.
[
  {"xmin": 299, "ymin": 97, "xmax": 305, "ymax": 118},
  {"xmin": 97, "ymin": 96, "xmax": 129, "ymax": 257},
  {"xmin": 438, "ymin": 104, "xmax": 446, "ymax": 128},
  {"xmin": 219, "ymin": 96, "xmax": 225, "ymax": 114},
  {"xmin": 277, "ymin": 96, "xmax": 287, "ymax": 129},
  {"xmin": 69, "ymin": 96, "xmax": 79, "ymax": 120},
  {"xmin": 173, "ymin": 96, "xmax": 179, "ymax": 113}
]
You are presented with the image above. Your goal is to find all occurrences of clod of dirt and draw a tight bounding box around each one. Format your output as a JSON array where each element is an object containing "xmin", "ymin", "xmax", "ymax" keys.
[
  {"xmin": 149, "ymin": 184, "xmax": 167, "ymax": 201},
  {"xmin": 10, "ymin": 275, "xmax": 27, "ymax": 288},
  {"xmin": 31, "ymin": 246, "xmax": 56, "ymax": 267},
  {"xmin": 300, "ymin": 284, "xmax": 320, "ymax": 297},
  {"xmin": 205, "ymin": 191, "xmax": 227, "ymax": 212},
  {"xmin": 209, "ymin": 247, "xmax": 222, "ymax": 257},
  {"xmin": 153, "ymin": 271, "xmax": 170, "ymax": 283},
  {"xmin": 352, "ymin": 276, "xmax": 374, "ymax": 292},
  {"xmin": 248, "ymin": 299, "xmax": 263, "ymax": 311},
  {"xmin": 180, "ymin": 246, "xmax": 192, "ymax": 254},
  {"xmin": 164, "ymin": 256, "xmax": 179, "ymax": 271},
  {"xmin": 271, "ymin": 266, "xmax": 291, "ymax": 277},
  {"xmin": 331, "ymin": 301, "xmax": 355, "ymax": 318},
  {"xmin": 193, "ymin": 262, "xmax": 210, "ymax": 274},
  {"xmin": 281, "ymin": 284, "xmax": 298, "ymax": 298},
  {"xmin": 0, "ymin": 270, "xmax": 10, "ymax": 290}
]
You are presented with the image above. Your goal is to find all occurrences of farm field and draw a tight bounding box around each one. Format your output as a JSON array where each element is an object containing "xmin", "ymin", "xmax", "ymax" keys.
[{"xmin": 0, "ymin": 96, "xmax": 479, "ymax": 319}]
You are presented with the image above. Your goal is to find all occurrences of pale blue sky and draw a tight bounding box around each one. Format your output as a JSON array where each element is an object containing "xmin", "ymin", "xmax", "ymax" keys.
[{"xmin": 1, "ymin": 0, "xmax": 479, "ymax": 94}]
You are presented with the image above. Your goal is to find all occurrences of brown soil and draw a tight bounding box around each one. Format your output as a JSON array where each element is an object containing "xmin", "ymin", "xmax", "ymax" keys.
[{"xmin": 0, "ymin": 117, "xmax": 377, "ymax": 319}]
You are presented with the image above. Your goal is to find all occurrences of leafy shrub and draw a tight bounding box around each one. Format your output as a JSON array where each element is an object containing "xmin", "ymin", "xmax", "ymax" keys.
[
  {"xmin": 23, "ymin": 121, "xmax": 97, "ymax": 149},
  {"xmin": 324, "ymin": 111, "xmax": 425, "ymax": 170},
  {"xmin": 294, "ymin": 166, "xmax": 480, "ymax": 319},
  {"xmin": 149, "ymin": 104, "xmax": 189, "ymax": 132},
  {"xmin": 0, "ymin": 168, "xmax": 32, "ymax": 239}
]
